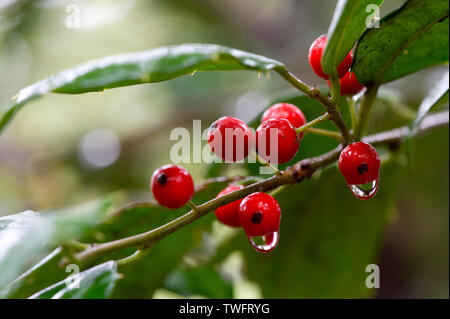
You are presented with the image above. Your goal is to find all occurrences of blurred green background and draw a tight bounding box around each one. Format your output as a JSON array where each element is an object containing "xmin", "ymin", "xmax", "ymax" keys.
[{"xmin": 0, "ymin": 0, "xmax": 448, "ymax": 298}]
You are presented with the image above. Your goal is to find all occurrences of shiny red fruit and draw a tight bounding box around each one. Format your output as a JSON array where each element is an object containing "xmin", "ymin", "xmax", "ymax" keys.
[
  {"xmin": 338, "ymin": 142, "xmax": 380, "ymax": 186},
  {"xmin": 256, "ymin": 118, "xmax": 299, "ymax": 164},
  {"xmin": 328, "ymin": 72, "xmax": 365, "ymax": 96},
  {"xmin": 151, "ymin": 165, "xmax": 194, "ymax": 209},
  {"xmin": 308, "ymin": 34, "xmax": 353, "ymax": 80},
  {"xmin": 239, "ymin": 192, "xmax": 281, "ymax": 237},
  {"xmin": 261, "ymin": 103, "xmax": 307, "ymax": 136},
  {"xmin": 214, "ymin": 184, "xmax": 244, "ymax": 227},
  {"xmin": 208, "ymin": 116, "xmax": 254, "ymax": 162}
]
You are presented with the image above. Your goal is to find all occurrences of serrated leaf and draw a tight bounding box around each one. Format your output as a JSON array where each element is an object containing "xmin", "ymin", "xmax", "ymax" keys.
[
  {"xmin": 0, "ymin": 44, "xmax": 284, "ymax": 134},
  {"xmin": 29, "ymin": 261, "xmax": 119, "ymax": 299},
  {"xmin": 353, "ymin": 0, "xmax": 449, "ymax": 85},
  {"xmin": 322, "ymin": 0, "xmax": 385, "ymax": 77}
]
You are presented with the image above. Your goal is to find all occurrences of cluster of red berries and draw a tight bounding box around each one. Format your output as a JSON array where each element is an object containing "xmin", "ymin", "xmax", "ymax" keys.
[
  {"xmin": 309, "ymin": 34, "xmax": 364, "ymax": 96},
  {"xmin": 149, "ymin": 35, "xmax": 381, "ymax": 253},
  {"xmin": 208, "ymin": 102, "xmax": 306, "ymax": 165}
]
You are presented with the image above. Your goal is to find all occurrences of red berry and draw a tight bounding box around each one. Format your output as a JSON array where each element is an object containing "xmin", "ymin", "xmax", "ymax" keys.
[
  {"xmin": 256, "ymin": 118, "xmax": 299, "ymax": 164},
  {"xmin": 308, "ymin": 34, "xmax": 352, "ymax": 80},
  {"xmin": 338, "ymin": 142, "xmax": 380, "ymax": 186},
  {"xmin": 261, "ymin": 103, "xmax": 307, "ymax": 136},
  {"xmin": 239, "ymin": 192, "xmax": 281, "ymax": 237},
  {"xmin": 328, "ymin": 72, "xmax": 365, "ymax": 96},
  {"xmin": 151, "ymin": 165, "xmax": 194, "ymax": 209},
  {"xmin": 208, "ymin": 116, "xmax": 254, "ymax": 162},
  {"xmin": 214, "ymin": 184, "xmax": 244, "ymax": 227}
]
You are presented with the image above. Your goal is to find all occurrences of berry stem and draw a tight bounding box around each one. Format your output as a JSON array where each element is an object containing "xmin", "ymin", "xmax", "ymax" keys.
[
  {"xmin": 275, "ymin": 67, "xmax": 351, "ymax": 143},
  {"xmin": 250, "ymin": 150, "xmax": 280, "ymax": 175},
  {"xmin": 354, "ymin": 85, "xmax": 379, "ymax": 141},
  {"xmin": 187, "ymin": 200, "xmax": 199, "ymax": 213},
  {"xmin": 305, "ymin": 127, "xmax": 343, "ymax": 141},
  {"xmin": 116, "ymin": 247, "xmax": 152, "ymax": 269},
  {"xmin": 69, "ymin": 111, "xmax": 448, "ymax": 266},
  {"xmin": 296, "ymin": 113, "xmax": 331, "ymax": 134},
  {"xmin": 348, "ymin": 97, "xmax": 357, "ymax": 132},
  {"xmin": 329, "ymin": 76, "xmax": 341, "ymax": 105}
]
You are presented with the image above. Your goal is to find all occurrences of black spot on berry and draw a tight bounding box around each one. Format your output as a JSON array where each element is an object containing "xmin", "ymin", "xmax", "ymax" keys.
[
  {"xmin": 209, "ymin": 121, "xmax": 217, "ymax": 130},
  {"xmin": 357, "ymin": 163, "xmax": 369, "ymax": 175},
  {"xmin": 251, "ymin": 212, "xmax": 263, "ymax": 224},
  {"xmin": 157, "ymin": 172, "xmax": 168, "ymax": 185}
]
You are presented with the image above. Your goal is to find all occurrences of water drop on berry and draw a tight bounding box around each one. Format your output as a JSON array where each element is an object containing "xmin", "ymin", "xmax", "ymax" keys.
[
  {"xmin": 348, "ymin": 179, "xmax": 379, "ymax": 200},
  {"xmin": 247, "ymin": 230, "xmax": 280, "ymax": 253}
]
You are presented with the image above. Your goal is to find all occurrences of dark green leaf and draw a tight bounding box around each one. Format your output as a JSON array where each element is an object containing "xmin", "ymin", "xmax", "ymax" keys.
[
  {"xmin": 0, "ymin": 44, "xmax": 284, "ymax": 134},
  {"xmin": 353, "ymin": 0, "xmax": 449, "ymax": 85},
  {"xmin": 322, "ymin": 0, "xmax": 384, "ymax": 77},
  {"xmin": 29, "ymin": 261, "xmax": 119, "ymax": 299}
]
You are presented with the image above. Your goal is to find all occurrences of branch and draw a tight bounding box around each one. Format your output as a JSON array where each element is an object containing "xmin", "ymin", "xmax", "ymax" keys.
[
  {"xmin": 74, "ymin": 111, "xmax": 448, "ymax": 265},
  {"xmin": 275, "ymin": 67, "xmax": 352, "ymax": 143}
]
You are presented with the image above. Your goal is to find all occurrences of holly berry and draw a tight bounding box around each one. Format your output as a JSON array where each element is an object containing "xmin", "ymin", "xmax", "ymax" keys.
[
  {"xmin": 261, "ymin": 103, "xmax": 307, "ymax": 137},
  {"xmin": 239, "ymin": 192, "xmax": 281, "ymax": 237},
  {"xmin": 338, "ymin": 142, "xmax": 380, "ymax": 186},
  {"xmin": 308, "ymin": 34, "xmax": 352, "ymax": 80},
  {"xmin": 328, "ymin": 72, "xmax": 365, "ymax": 96},
  {"xmin": 214, "ymin": 184, "xmax": 244, "ymax": 227},
  {"xmin": 208, "ymin": 116, "xmax": 254, "ymax": 162},
  {"xmin": 256, "ymin": 118, "xmax": 299, "ymax": 164},
  {"xmin": 151, "ymin": 165, "xmax": 194, "ymax": 209}
]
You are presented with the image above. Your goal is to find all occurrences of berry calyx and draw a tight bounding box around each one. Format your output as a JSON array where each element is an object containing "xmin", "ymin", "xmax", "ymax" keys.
[
  {"xmin": 151, "ymin": 165, "xmax": 194, "ymax": 209},
  {"xmin": 338, "ymin": 142, "xmax": 380, "ymax": 186},
  {"xmin": 208, "ymin": 116, "xmax": 254, "ymax": 162},
  {"xmin": 308, "ymin": 34, "xmax": 352, "ymax": 80},
  {"xmin": 261, "ymin": 103, "xmax": 307, "ymax": 136},
  {"xmin": 214, "ymin": 184, "xmax": 244, "ymax": 227},
  {"xmin": 256, "ymin": 118, "xmax": 299, "ymax": 164},
  {"xmin": 238, "ymin": 192, "xmax": 281, "ymax": 237},
  {"xmin": 328, "ymin": 72, "xmax": 365, "ymax": 96}
]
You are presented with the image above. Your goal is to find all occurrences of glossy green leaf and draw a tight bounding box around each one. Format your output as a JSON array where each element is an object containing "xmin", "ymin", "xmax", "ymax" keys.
[
  {"xmin": 410, "ymin": 71, "xmax": 449, "ymax": 135},
  {"xmin": 0, "ymin": 44, "xmax": 284, "ymax": 134},
  {"xmin": 29, "ymin": 261, "xmax": 119, "ymax": 299},
  {"xmin": 322, "ymin": 0, "xmax": 384, "ymax": 77},
  {"xmin": 0, "ymin": 196, "xmax": 116, "ymax": 292},
  {"xmin": 353, "ymin": 0, "xmax": 449, "ymax": 85}
]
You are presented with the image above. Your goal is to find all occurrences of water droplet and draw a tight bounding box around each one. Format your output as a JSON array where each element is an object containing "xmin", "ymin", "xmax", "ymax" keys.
[
  {"xmin": 248, "ymin": 231, "xmax": 279, "ymax": 253},
  {"xmin": 349, "ymin": 179, "xmax": 379, "ymax": 200}
]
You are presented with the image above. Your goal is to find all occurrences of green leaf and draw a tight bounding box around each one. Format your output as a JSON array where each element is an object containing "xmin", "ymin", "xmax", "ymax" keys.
[
  {"xmin": 0, "ymin": 196, "xmax": 116, "ymax": 292},
  {"xmin": 410, "ymin": 71, "xmax": 449, "ymax": 135},
  {"xmin": 29, "ymin": 261, "xmax": 119, "ymax": 299},
  {"xmin": 164, "ymin": 264, "xmax": 233, "ymax": 298},
  {"xmin": 214, "ymin": 161, "xmax": 401, "ymax": 298},
  {"xmin": 353, "ymin": 0, "xmax": 449, "ymax": 85},
  {"xmin": 0, "ymin": 44, "xmax": 284, "ymax": 134},
  {"xmin": 322, "ymin": 0, "xmax": 385, "ymax": 77}
]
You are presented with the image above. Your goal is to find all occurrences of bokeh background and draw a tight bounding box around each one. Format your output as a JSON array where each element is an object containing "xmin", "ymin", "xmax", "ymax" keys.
[{"xmin": 0, "ymin": 0, "xmax": 448, "ymax": 298}]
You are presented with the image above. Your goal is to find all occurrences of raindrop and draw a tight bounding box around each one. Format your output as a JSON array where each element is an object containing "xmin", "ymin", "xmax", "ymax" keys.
[
  {"xmin": 248, "ymin": 230, "xmax": 279, "ymax": 253},
  {"xmin": 349, "ymin": 179, "xmax": 379, "ymax": 200}
]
